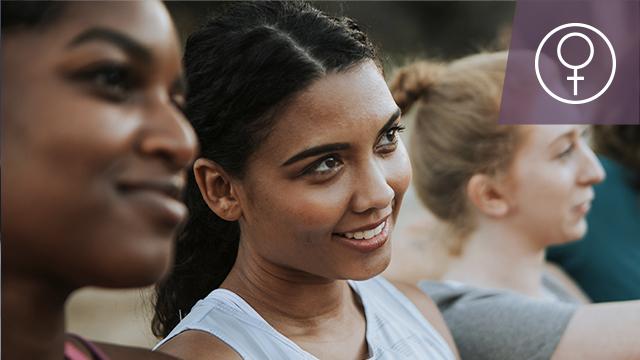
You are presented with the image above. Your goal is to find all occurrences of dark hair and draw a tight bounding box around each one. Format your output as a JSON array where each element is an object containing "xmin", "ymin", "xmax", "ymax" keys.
[
  {"xmin": 592, "ymin": 125, "xmax": 640, "ymax": 189},
  {"xmin": 152, "ymin": 1, "xmax": 377, "ymax": 338},
  {"xmin": 1, "ymin": 1, "xmax": 66, "ymax": 32}
]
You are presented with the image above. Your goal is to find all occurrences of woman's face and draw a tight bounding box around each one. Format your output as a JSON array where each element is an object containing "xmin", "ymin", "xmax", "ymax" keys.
[
  {"xmin": 1, "ymin": 1, "xmax": 197, "ymax": 288},
  {"xmin": 235, "ymin": 61, "xmax": 411, "ymax": 281},
  {"xmin": 506, "ymin": 125, "xmax": 605, "ymax": 245}
]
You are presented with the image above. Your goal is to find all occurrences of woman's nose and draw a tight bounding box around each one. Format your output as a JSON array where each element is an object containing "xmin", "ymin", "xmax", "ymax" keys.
[
  {"xmin": 351, "ymin": 159, "xmax": 395, "ymax": 214},
  {"xmin": 578, "ymin": 144, "xmax": 606, "ymax": 186},
  {"xmin": 139, "ymin": 100, "xmax": 198, "ymax": 171}
]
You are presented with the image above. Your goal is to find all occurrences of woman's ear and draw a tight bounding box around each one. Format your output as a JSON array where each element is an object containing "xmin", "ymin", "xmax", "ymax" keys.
[
  {"xmin": 193, "ymin": 158, "xmax": 242, "ymax": 221},
  {"xmin": 466, "ymin": 173, "xmax": 510, "ymax": 218}
]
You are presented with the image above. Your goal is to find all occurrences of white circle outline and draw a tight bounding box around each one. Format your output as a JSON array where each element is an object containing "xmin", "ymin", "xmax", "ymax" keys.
[
  {"xmin": 535, "ymin": 22, "xmax": 616, "ymax": 105},
  {"xmin": 557, "ymin": 32, "xmax": 594, "ymax": 70}
]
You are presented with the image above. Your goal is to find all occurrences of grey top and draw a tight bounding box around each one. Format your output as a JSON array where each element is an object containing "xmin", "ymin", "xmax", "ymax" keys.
[{"xmin": 419, "ymin": 277, "xmax": 579, "ymax": 360}]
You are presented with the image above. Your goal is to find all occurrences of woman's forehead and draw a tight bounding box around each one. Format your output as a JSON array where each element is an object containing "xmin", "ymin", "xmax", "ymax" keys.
[
  {"xmin": 257, "ymin": 62, "xmax": 398, "ymax": 155},
  {"xmin": 21, "ymin": 2, "xmax": 175, "ymax": 54}
]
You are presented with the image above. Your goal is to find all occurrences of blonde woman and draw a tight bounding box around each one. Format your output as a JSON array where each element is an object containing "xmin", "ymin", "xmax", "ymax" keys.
[{"xmin": 390, "ymin": 51, "xmax": 640, "ymax": 360}]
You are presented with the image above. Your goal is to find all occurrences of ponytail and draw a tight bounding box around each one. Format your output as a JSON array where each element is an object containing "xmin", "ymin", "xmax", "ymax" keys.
[
  {"xmin": 389, "ymin": 52, "xmax": 520, "ymax": 255},
  {"xmin": 152, "ymin": 172, "xmax": 239, "ymax": 337},
  {"xmin": 389, "ymin": 61, "xmax": 444, "ymax": 114}
]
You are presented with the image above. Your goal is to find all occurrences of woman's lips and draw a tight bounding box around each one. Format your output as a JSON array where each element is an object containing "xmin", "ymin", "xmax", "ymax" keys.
[
  {"xmin": 573, "ymin": 200, "xmax": 592, "ymax": 216},
  {"xmin": 332, "ymin": 219, "xmax": 390, "ymax": 253},
  {"xmin": 335, "ymin": 214, "xmax": 391, "ymax": 234}
]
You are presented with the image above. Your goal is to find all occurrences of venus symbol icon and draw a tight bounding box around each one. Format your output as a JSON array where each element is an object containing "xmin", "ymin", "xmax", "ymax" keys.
[{"xmin": 557, "ymin": 32, "xmax": 594, "ymax": 96}]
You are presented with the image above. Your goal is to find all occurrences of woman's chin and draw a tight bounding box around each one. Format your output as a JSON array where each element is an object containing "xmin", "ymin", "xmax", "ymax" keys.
[
  {"xmin": 555, "ymin": 219, "xmax": 588, "ymax": 245},
  {"xmin": 83, "ymin": 252, "xmax": 173, "ymax": 289},
  {"xmin": 345, "ymin": 247, "xmax": 392, "ymax": 281}
]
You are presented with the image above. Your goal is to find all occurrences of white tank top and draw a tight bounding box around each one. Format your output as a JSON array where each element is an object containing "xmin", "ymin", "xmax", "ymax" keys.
[{"xmin": 155, "ymin": 276, "xmax": 455, "ymax": 359}]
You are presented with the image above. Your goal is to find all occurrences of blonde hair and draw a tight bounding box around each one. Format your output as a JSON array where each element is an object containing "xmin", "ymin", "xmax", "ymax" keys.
[{"xmin": 390, "ymin": 51, "xmax": 521, "ymax": 254}]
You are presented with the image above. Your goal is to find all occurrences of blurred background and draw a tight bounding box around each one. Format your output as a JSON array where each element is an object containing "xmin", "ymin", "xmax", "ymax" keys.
[{"xmin": 66, "ymin": 1, "xmax": 515, "ymax": 348}]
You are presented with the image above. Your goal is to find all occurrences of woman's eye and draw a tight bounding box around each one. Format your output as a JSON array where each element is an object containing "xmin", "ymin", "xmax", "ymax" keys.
[
  {"xmin": 313, "ymin": 156, "xmax": 342, "ymax": 173},
  {"xmin": 302, "ymin": 156, "xmax": 344, "ymax": 178},
  {"xmin": 558, "ymin": 143, "xmax": 575, "ymax": 158},
  {"xmin": 93, "ymin": 65, "xmax": 135, "ymax": 99},
  {"xmin": 378, "ymin": 125, "xmax": 406, "ymax": 148},
  {"xmin": 72, "ymin": 63, "xmax": 138, "ymax": 102}
]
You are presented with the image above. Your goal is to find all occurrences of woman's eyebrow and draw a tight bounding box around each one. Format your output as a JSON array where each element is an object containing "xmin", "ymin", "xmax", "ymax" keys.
[
  {"xmin": 549, "ymin": 128, "xmax": 580, "ymax": 147},
  {"xmin": 281, "ymin": 108, "xmax": 401, "ymax": 167},
  {"xmin": 66, "ymin": 27, "xmax": 152, "ymax": 63},
  {"xmin": 282, "ymin": 143, "xmax": 350, "ymax": 167},
  {"xmin": 377, "ymin": 108, "xmax": 402, "ymax": 138}
]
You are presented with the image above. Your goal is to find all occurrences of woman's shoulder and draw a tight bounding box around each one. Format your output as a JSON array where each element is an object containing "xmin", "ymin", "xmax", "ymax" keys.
[
  {"xmin": 388, "ymin": 280, "xmax": 440, "ymax": 313},
  {"xmin": 66, "ymin": 335, "xmax": 178, "ymax": 360},
  {"xmin": 154, "ymin": 330, "xmax": 242, "ymax": 360},
  {"xmin": 94, "ymin": 342, "xmax": 184, "ymax": 360},
  {"xmin": 543, "ymin": 262, "xmax": 590, "ymax": 304},
  {"xmin": 356, "ymin": 277, "xmax": 445, "ymax": 320},
  {"xmin": 383, "ymin": 279, "xmax": 459, "ymax": 359},
  {"xmin": 418, "ymin": 279, "xmax": 578, "ymax": 360}
]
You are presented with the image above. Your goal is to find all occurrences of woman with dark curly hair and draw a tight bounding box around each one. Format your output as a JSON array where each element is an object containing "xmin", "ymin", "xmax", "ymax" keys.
[{"xmin": 152, "ymin": 2, "xmax": 457, "ymax": 359}]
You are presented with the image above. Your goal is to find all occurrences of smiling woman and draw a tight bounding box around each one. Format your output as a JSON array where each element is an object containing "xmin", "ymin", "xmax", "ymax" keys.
[
  {"xmin": 1, "ymin": 1, "xmax": 196, "ymax": 359},
  {"xmin": 151, "ymin": 2, "xmax": 457, "ymax": 359}
]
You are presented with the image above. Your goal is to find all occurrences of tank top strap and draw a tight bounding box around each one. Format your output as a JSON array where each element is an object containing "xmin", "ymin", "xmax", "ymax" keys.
[
  {"xmin": 348, "ymin": 277, "xmax": 455, "ymax": 359},
  {"xmin": 156, "ymin": 278, "xmax": 455, "ymax": 359}
]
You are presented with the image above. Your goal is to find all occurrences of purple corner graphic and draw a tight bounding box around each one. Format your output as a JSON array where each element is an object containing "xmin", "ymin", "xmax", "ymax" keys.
[{"xmin": 499, "ymin": 0, "xmax": 639, "ymax": 125}]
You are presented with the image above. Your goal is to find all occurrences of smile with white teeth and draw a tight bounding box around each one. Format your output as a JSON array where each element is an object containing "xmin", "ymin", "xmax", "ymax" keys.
[{"xmin": 341, "ymin": 221, "xmax": 386, "ymax": 240}]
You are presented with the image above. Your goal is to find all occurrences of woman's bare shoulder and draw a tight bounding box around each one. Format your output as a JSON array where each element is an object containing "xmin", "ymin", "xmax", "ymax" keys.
[
  {"xmin": 94, "ymin": 342, "xmax": 179, "ymax": 360},
  {"xmin": 154, "ymin": 330, "xmax": 242, "ymax": 360}
]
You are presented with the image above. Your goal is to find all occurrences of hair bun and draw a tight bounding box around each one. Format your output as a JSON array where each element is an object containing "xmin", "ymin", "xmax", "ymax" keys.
[{"xmin": 389, "ymin": 61, "xmax": 445, "ymax": 114}]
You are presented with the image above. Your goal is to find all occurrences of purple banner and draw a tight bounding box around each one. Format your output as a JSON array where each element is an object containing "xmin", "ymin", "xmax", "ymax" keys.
[{"xmin": 500, "ymin": 0, "xmax": 639, "ymax": 124}]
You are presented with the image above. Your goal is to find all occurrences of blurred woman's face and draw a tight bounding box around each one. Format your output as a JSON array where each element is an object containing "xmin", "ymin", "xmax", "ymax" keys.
[
  {"xmin": 506, "ymin": 125, "xmax": 605, "ymax": 245},
  {"xmin": 234, "ymin": 61, "xmax": 412, "ymax": 280},
  {"xmin": 1, "ymin": 1, "xmax": 197, "ymax": 288}
]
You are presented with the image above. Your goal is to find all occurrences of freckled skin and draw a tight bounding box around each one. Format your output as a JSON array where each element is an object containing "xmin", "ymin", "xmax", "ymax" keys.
[
  {"xmin": 161, "ymin": 57, "xmax": 459, "ymax": 360},
  {"xmin": 170, "ymin": 61, "xmax": 416, "ymax": 360},
  {"xmin": 506, "ymin": 125, "xmax": 605, "ymax": 246},
  {"xmin": 235, "ymin": 61, "xmax": 412, "ymax": 282}
]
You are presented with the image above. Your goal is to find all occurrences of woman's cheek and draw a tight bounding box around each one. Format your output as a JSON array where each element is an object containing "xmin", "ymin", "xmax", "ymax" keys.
[{"xmin": 282, "ymin": 182, "xmax": 352, "ymax": 229}]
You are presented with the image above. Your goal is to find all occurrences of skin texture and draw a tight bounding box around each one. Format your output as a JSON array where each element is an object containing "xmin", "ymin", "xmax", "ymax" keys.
[
  {"xmin": 1, "ymin": 2, "xmax": 197, "ymax": 359},
  {"xmin": 506, "ymin": 125, "xmax": 604, "ymax": 247},
  {"xmin": 443, "ymin": 124, "xmax": 640, "ymax": 358},
  {"xmin": 445, "ymin": 124, "xmax": 605, "ymax": 297},
  {"xmin": 159, "ymin": 61, "xmax": 458, "ymax": 359}
]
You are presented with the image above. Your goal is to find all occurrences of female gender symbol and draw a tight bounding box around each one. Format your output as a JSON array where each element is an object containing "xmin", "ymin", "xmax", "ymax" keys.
[
  {"xmin": 536, "ymin": 23, "xmax": 616, "ymax": 105},
  {"xmin": 557, "ymin": 32, "xmax": 594, "ymax": 96}
]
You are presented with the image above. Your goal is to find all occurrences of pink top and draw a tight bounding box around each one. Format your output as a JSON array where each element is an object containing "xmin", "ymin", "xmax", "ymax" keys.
[{"xmin": 64, "ymin": 334, "xmax": 110, "ymax": 360}]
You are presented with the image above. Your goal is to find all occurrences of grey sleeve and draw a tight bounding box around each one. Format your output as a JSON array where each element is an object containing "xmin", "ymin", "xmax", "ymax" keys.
[{"xmin": 419, "ymin": 281, "xmax": 578, "ymax": 360}]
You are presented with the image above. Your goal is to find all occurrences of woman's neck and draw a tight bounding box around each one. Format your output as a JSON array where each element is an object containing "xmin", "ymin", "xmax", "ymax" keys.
[
  {"xmin": 2, "ymin": 272, "xmax": 71, "ymax": 360},
  {"xmin": 442, "ymin": 222, "xmax": 547, "ymax": 298},
  {"xmin": 221, "ymin": 242, "xmax": 365, "ymax": 340}
]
